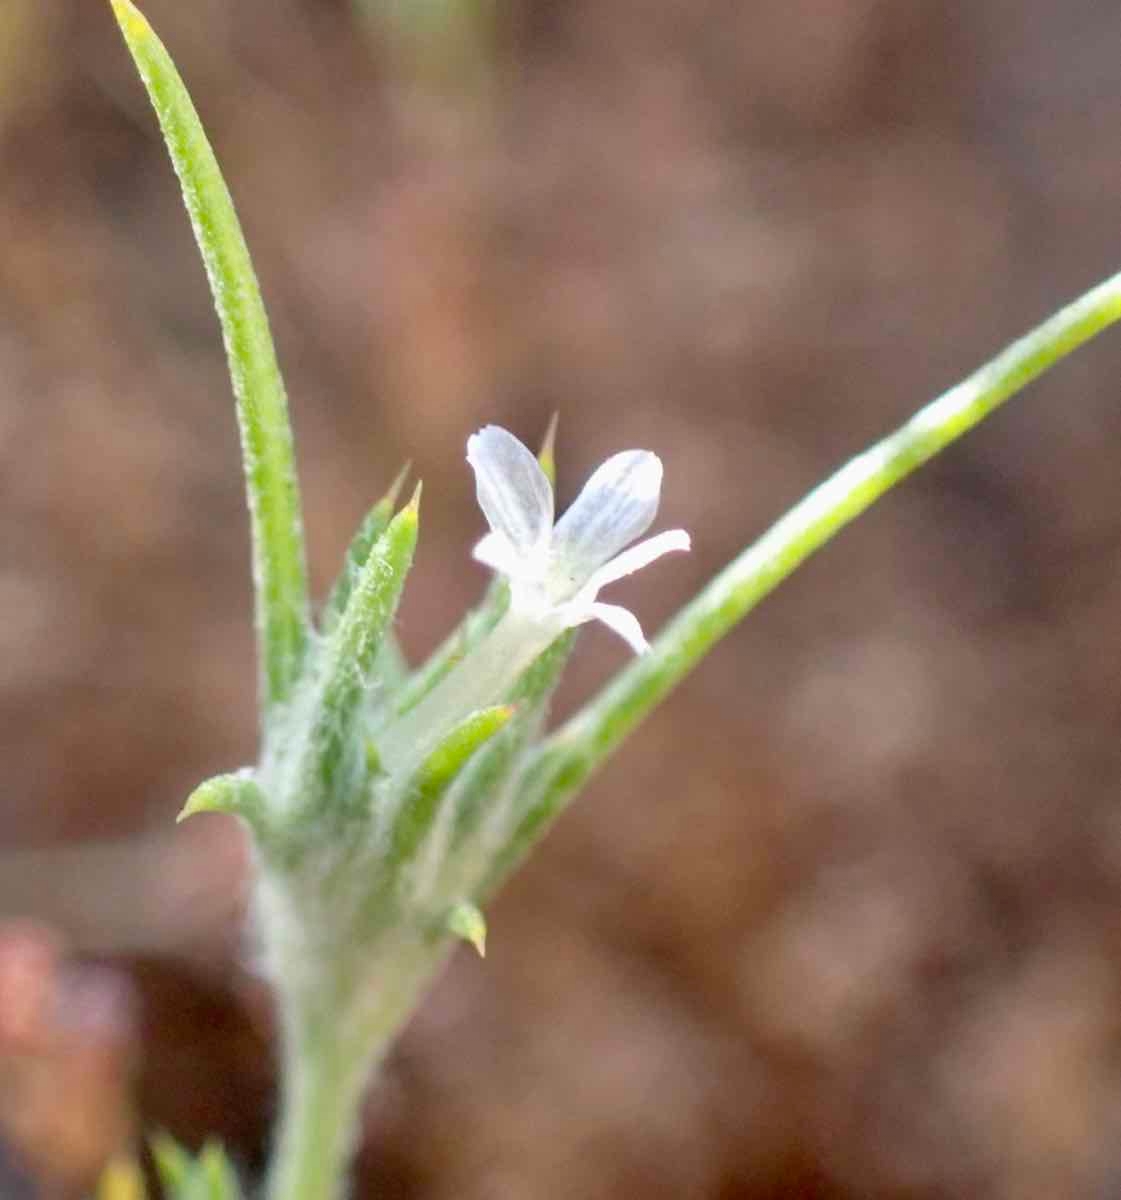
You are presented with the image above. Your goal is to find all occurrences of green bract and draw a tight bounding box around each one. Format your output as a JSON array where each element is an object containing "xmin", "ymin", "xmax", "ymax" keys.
[{"xmin": 108, "ymin": 2, "xmax": 1121, "ymax": 1198}]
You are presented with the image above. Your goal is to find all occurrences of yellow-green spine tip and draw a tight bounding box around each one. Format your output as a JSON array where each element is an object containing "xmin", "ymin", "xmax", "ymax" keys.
[
  {"xmin": 96, "ymin": 1154, "xmax": 147, "ymax": 1200},
  {"xmin": 176, "ymin": 794, "xmax": 209, "ymax": 823},
  {"xmin": 384, "ymin": 461, "xmax": 413, "ymax": 510},
  {"xmin": 448, "ymin": 902, "xmax": 488, "ymax": 958},
  {"xmin": 538, "ymin": 412, "xmax": 559, "ymax": 487},
  {"xmin": 109, "ymin": 0, "xmax": 151, "ymax": 39},
  {"xmin": 176, "ymin": 772, "xmax": 261, "ymax": 824},
  {"xmin": 405, "ymin": 480, "xmax": 423, "ymax": 516}
]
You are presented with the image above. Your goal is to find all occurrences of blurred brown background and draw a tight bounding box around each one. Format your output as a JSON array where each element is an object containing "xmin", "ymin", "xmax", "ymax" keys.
[{"xmin": 4, "ymin": 0, "xmax": 1121, "ymax": 1196}]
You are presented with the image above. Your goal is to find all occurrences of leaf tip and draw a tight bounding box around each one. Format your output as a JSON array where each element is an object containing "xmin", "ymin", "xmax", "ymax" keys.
[
  {"xmin": 538, "ymin": 412, "xmax": 559, "ymax": 487},
  {"xmin": 177, "ymin": 771, "xmax": 262, "ymax": 824},
  {"xmin": 405, "ymin": 480, "xmax": 423, "ymax": 517},
  {"xmin": 109, "ymin": 0, "xmax": 151, "ymax": 40},
  {"xmin": 447, "ymin": 901, "xmax": 487, "ymax": 957},
  {"xmin": 96, "ymin": 1154, "xmax": 147, "ymax": 1200},
  {"xmin": 385, "ymin": 461, "xmax": 413, "ymax": 509}
]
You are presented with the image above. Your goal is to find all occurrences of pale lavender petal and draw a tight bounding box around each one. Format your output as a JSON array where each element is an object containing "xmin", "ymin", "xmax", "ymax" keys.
[
  {"xmin": 552, "ymin": 450, "xmax": 663, "ymax": 581},
  {"xmin": 467, "ymin": 426, "xmax": 554, "ymax": 554},
  {"xmin": 472, "ymin": 531, "xmax": 523, "ymax": 575},
  {"xmin": 581, "ymin": 529, "xmax": 691, "ymax": 596},
  {"xmin": 586, "ymin": 602, "xmax": 649, "ymax": 654}
]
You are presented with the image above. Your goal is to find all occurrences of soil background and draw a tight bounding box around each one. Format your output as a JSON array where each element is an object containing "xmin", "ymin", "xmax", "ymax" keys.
[{"xmin": 4, "ymin": 1, "xmax": 1121, "ymax": 1197}]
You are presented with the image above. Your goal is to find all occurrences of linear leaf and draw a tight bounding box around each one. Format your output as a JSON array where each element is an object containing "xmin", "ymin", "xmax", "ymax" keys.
[
  {"xmin": 150, "ymin": 1132, "xmax": 193, "ymax": 1195},
  {"xmin": 501, "ymin": 269, "xmax": 1121, "ymax": 881},
  {"xmin": 390, "ymin": 704, "xmax": 514, "ymax": 865},
  {"xmin": 109, "ymin": 0, "xmax": 309, "ymax": 714},
  {"xmin": 303, "ymin": 491, "xmax": 419, "ymax": 803},
  {"xmin": 321, "ymin": 463, "xmax": 410, "ymax": 635}
]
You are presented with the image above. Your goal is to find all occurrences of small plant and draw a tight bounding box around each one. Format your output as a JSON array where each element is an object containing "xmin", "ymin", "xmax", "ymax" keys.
[{"xmin": 103, "ymin": 1, "xmax": 1121, "ymax": 1197}]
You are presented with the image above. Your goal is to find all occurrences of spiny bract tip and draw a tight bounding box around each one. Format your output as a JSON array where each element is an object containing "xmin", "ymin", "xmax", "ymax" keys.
[
  {"xmin": 109, "ymin": 0, "xmax": 150, "ymax": 38},
  {"xmin": 384, "ymin": 461, "xmax": 412, "ymax": 508}
]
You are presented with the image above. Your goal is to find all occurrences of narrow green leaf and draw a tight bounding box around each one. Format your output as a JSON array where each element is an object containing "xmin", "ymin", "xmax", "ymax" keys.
[
  {"xmin": 198, "ymin": 1142, "xmax": 242, "ymax": 1200},
  {"xmin": 321, "ymin": 463, "xmax": 411, "ymax": 635},
  {"xmin": 390, "ymin": 704, "xmax": 514, "ymax": 863},
  {"xmin": 108, "ymin": 0, "xmax": 309, "ymax": 714},
  {"xmin": 149, "ymin": 1135, "xmax": 242, "ymax": 1200},
  {"xmin": 446, "ymin": 901, "xmax": 487, "ymax": 956},
  {"xmin": 412, "ymin": 704, "xmax": 515, "ymax": 797},
  {"xmin": 150, "ymin": 1132, "xmax": 193, "ymax": 1195},
  {"xmin": 177, "ymin": 771, "xmax": 264, "ymax": 824},
  {"xmin": 304, "ymin": 491, "xmax": 420, "ymax": 802},
  {"xmin": 496, "ymin": 268, "xmax": 1121, "ymax": 882}
]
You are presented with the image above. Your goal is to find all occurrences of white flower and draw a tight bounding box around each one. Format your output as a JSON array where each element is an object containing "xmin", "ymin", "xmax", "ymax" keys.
[{"xmin": 466, "ymin": 425, "xmax": 690, "ymax": 654}]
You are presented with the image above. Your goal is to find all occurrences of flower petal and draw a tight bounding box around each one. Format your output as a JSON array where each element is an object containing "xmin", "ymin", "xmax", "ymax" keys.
[
  {"xmin": 586, "ymin": 602, "xmax": 650, "ymax": 654},
  {"xmin": 467, "ymin": 426, "xmax": 554, "ymax": 554},
  {"xmin": 552, "ymin": 450, "xmax": 663, "ymax": 580},
  {"xmin": 581, "ymin": 529, "xmax": 691, "ymax": 596},
  {"xmin": 472, "ymin": 531, "xmax": 525, "ymax": 576}
]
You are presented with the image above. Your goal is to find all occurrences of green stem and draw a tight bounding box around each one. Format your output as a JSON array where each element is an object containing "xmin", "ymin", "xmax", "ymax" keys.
[
  {"xmin": 268, "ymin": 1019, "xmax": 371, "ymax": 1200},
  {"xmin": 264, "ymin": 936, "xmax": 449, "ymax": 1200},
  {"xmin": 509, "ymin": 268, "xmax": 1121, "ymax": 858}
]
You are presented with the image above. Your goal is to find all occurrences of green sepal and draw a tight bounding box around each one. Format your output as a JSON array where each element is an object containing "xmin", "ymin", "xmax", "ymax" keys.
[
  {"xmin": 321, "ymin": 463, "xmax": 411, "ymax": 636},
  {"xmin": 302, "ymin": 490, "xmax": 420, "ymax": 803},
  {"xmin": 177, "ymin": 771, "xmax": 265, "ymax": 825},
  {"xmin": 447, "ymin": 630, "xmax": 575, "ymax": 852},
  {"xmin": 413, "ymin": 704, "xmax": 515, "ymax": 797},
  {"xmin": 390, "ymin": 704, "xmax": 514, "ymax": 864},
  {"xmin": 446, "ymin": 901, "xmax": 487, "ymax": 957}
]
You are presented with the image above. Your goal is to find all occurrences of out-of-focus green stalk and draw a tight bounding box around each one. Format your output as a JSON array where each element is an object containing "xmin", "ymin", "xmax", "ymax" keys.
[
  {"xmin": 109, "ymin": 0, "xmax": 309, "ymax": 715},
  {"xmin": 504, "ymin": 270, "xmax": 1121, "ymax": 869},
  {"xmin": 354, "ymin": 0, "xmax": 498, "ymax": 94}
]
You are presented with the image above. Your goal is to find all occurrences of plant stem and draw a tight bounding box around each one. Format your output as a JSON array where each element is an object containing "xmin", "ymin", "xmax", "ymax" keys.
[
  {"xmin": 268, "ymin": 1017, "xmax": 371, "ymax": 1200},
  {"xmin": 265, "ymin": 938, "xmax": 447, "ymax": 1200},
  {"xmin": 505, "ymin": 268, "xmax": 1121, "ymax": 864}
]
